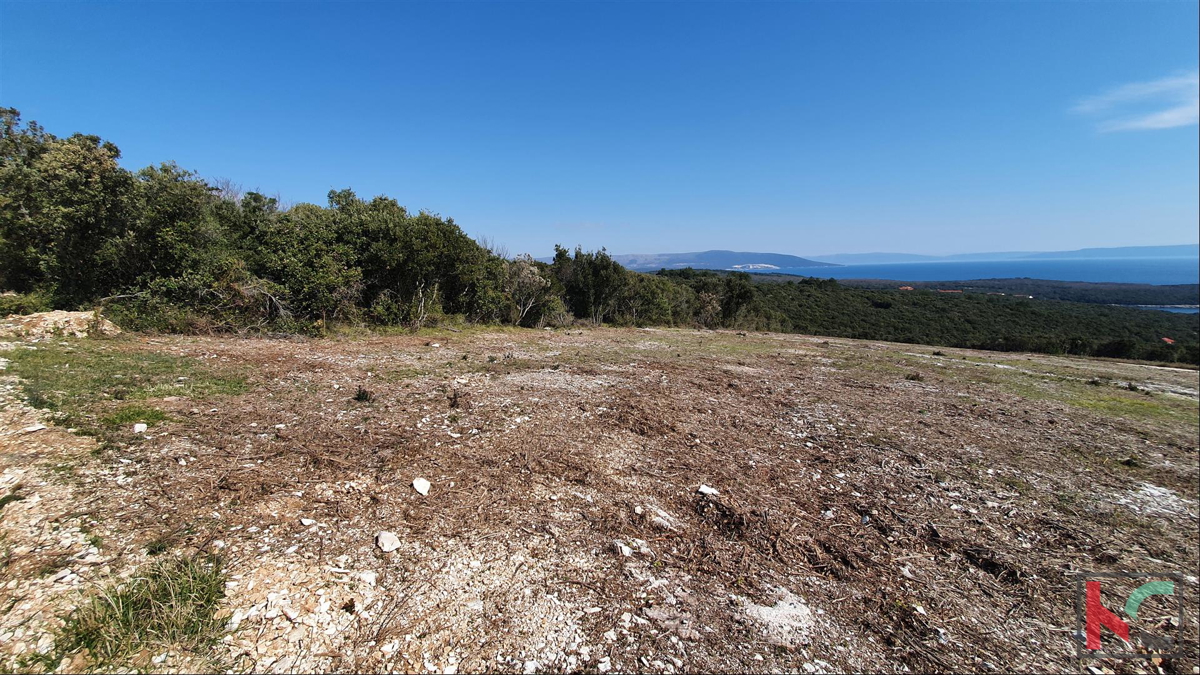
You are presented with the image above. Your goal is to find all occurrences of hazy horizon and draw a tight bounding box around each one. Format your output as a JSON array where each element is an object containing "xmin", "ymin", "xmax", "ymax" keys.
[{"xmin": 604, "ymin": 243, "xmax": 1200, "ymax": 260}]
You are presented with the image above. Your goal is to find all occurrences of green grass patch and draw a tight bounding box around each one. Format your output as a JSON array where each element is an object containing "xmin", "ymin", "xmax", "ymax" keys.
[
  {"xmin": 144, "ymin": 532, "xmax": 178, "ymax": 556},
  {"xmin": 1073, "ymin": 393, "xmax": 1197, "ymax": 425},
  {"xmin": 44, "ymin": 554, "xmax": 228, "ymax": 671},
  {"xmin": 100, "ymin": 404, "xmax": 170, "ymax": 429},
  {"xmin": 978, "ymin": 366, "xmax": 1195, "ymax": 423},
  {"xmin": 3, "ymin": 339, "xmax": 246, "ymax": 430},
  {"xmin": 380, "ymin": 367, "xmax": 426, "ymax": 382}
]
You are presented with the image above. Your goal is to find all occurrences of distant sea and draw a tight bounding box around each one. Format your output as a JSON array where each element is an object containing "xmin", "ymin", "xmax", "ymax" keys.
[
  {"xmin": 1146, "ymin": 307, "xmax": 1200, "ymax": 314},
  {"xmin": 776, "ymin": 257, "xmax": 1199, "ymax": 286}
]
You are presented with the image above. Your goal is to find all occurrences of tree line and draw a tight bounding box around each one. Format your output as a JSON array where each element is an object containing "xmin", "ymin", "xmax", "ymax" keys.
[
  {"xmin": 2, "ymin": 108, "xmax": 1196, "ymax": 364},
  {"xmin": 832, "ymin": 277, "xmax": 1200, "ymax": 307}
]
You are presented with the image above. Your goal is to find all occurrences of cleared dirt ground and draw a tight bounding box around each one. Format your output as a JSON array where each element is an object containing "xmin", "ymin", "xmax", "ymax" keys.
[{"xmin": 1, "ymin": 326, "xmax": 1198, "ymax": 673}]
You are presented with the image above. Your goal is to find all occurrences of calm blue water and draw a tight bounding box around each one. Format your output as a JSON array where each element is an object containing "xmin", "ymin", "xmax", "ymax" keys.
[
  {"xmin": 1143, "ymin": 307, "xmax": 1199, "ymax": 314},
  {"xmin": 774, "ymin": 257, "xmax": 1199, "ymax": 285}
]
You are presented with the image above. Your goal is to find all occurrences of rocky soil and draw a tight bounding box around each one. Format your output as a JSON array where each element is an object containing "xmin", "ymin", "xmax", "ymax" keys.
[
  {"xmin": 0, "ymin": 311, "xmax": 121, "ymax": 341},
  {"xmin": 1, "ymin": 326, "xmax": 1197, "ymax": 673}
]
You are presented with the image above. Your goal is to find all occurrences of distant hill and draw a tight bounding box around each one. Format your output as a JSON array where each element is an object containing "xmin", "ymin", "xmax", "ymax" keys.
[
  {"xmin": 810, "ymin": 244, "xmax": 1198, "ymax": 265},
  {"xmin": 601, "ymin": 250, "xmax": 840, "ymax": 272},
  {"xmin": 1017, "ymin": 244, "xmax": 1200, "ymax": 260},
  {"xmin": 812, "ymin": 251, "xmax": 1041, "ymax": 264},
  {"xmin": 545, "ymin": 244, "xmax": 1199, "ymax": 272},
  {"xmin": 808, "ymin": 252, "xmax": 948, "ymax": 265}
]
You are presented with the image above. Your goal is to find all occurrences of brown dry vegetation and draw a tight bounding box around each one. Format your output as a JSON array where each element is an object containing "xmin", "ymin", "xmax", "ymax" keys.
[{"xmin": 1, "ymin": 326, "xmax": 1197, "ymax": 674}]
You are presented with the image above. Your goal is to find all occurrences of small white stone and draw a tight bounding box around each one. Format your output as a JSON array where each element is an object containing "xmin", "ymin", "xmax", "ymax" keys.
[
  {"xmin": 359, "ymin": 571, "xmax": 378, "ymax": 586},
  {"xmin": 300, "ymin": 518, "xmax": 316, "ymax": 526},
  {"xmin": 133, "ymin": 423, "xmax": 148, "ymax": 434},
  {"xmin": 375, "ymin": 531, "xmax": 402, "ymax": 552},
  {"xmin": 412, "ymin": 477, "xmax": 431, "ymax": 496},
  {"xmin": 697, "ymin": 484, "xmax": 719, "ymax": 496}
]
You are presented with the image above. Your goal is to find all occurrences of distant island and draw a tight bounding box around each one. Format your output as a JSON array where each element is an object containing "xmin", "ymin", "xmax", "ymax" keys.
[
  {"xmin": 563, "ymin": 244, "xmax": 1199, "ymax": 272},
  {"xmin": 570, "ymin": 250, "xmax": 840, "ymax": 272},
  {"xmin": 808, "ymin": 244, "xmax": 1199, "ymax": 265}
]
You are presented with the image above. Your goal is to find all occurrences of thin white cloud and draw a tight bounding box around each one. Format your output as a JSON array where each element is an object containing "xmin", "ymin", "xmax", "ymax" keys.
[{"xmin": 1073, "ymin": 71, "xmax": 1199, "ymax": 132}]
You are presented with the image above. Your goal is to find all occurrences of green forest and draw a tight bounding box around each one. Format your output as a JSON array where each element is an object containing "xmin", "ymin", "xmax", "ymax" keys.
[
  {"xmin": 832, "ymin": 276, "xmax": 1200, "ymax": 306},
  {"xmin": 2, "ymin": 108, "xmax": 1197, "ymax": 364}
]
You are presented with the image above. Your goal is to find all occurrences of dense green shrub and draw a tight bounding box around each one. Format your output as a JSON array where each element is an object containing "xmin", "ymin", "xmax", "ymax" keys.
[{"xmin": 0, "ymin": 291, "xmax": 52, "ymax": 316}]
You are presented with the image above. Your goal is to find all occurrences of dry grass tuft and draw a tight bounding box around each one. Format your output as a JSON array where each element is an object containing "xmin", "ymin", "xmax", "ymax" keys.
[{"xmin": 50, "ymin": 554, "xmax": 228, "ymax": 671}]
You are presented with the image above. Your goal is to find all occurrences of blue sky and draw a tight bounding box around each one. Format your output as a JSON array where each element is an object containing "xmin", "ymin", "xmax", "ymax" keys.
[{"xmin": 2, "ymin": 1, "xmax": 1197, "ymax": 258}]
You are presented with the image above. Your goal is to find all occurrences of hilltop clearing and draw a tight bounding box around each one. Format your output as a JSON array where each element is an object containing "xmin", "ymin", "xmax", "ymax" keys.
[{"xmin": 1, "ymin": 326, "xmax": 1197, "ymax": 673}]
